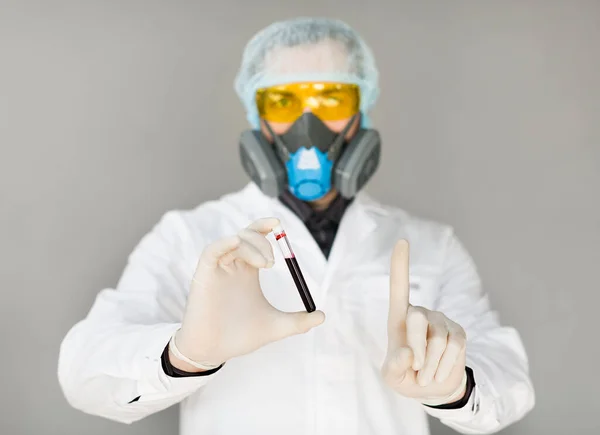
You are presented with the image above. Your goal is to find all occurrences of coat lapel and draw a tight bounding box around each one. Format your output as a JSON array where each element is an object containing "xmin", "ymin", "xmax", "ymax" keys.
[{"xmin": 320, "ymin": 192, "xmax": 382, "ymax": 294}]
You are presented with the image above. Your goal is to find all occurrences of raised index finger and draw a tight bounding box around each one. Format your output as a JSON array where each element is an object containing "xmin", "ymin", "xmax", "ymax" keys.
[{"xmin": 388, "ymin": 239, "xmax": 411, "ymax": 328}]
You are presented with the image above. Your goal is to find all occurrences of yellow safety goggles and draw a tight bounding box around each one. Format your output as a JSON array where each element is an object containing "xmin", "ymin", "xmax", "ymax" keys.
[{"xmin": 255, "ymin": 82, "xmax": 360, "ymax": 123}]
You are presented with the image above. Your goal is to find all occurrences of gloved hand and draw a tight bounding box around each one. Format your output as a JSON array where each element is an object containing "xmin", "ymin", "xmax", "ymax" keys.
[
  {"xmin": 172, "ymin": 217, "xmax": 325, "ymax": 369},
  {"xmin": 381, "ymin": 240, "xmax": 468, "ymax": 406}
]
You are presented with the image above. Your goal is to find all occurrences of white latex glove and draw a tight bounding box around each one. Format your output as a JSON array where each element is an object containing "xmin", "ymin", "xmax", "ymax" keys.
[
  {"xmin": 172, "ymin": 217, "xmax": 325, "ymax": 369},
  {"xmin": 381, "ymin": 240, "xmax": 468, "ymax": 406}
]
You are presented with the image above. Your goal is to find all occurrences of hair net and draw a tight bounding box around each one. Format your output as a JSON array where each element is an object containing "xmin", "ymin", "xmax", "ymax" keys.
[{"xmin": 234, "ymin": 17, "xmax": 380, "ymax": 129}]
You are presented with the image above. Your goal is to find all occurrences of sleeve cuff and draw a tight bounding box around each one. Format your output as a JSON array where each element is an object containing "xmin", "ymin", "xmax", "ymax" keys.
[
  {"xmin": 424, "ymin": 366, "xmax": 475, "ymax": 410},
  {"xmin": 161, "ymin": 344, "xmax": 224, "ymax": 378},
  {"xmin": 422, "ymin": 367, "xmax": 482, "ymax": 422},
  {"xmin": 131, "ymin": 324, "xmax": 219, "ymax": 402}
]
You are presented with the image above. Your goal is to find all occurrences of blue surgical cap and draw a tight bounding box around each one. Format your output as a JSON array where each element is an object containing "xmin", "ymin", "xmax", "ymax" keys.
[{"xmin": 234, "ymin": 17, "xmax": 380, "ymax": 129}]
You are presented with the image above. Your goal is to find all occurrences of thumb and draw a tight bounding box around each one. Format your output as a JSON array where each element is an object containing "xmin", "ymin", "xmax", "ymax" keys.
[
  {"xmin": 382, "ymin": 346, "xmax": 414, "ymax": 386},
  {"xmin": 270, "ymin": 310, "xmax": 326, "ymax": 341}
]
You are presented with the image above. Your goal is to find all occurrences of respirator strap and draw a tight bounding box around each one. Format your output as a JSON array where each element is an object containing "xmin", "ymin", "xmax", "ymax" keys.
[
  {"xmin": 262, "ymin": 121, "xmax": 290, "ymax": 162},
  {"xmin": 326, "ymin": 113, "xmax": 360, "ymax": 161}
]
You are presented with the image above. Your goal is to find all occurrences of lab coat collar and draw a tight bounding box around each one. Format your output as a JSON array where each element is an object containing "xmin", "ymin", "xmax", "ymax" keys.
[
  {"xmin": 239, "ymin": 183, "xmax": 386, "ymax": 290},
  {"xmin": 321, "ymin": 190, "xmax": 385, "ymax": 288}
]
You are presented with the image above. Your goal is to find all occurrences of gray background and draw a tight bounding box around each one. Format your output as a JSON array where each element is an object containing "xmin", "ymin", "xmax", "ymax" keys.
[{"xmin": 1, "ymin": 0, "xmax": 598, "ymax": 434}]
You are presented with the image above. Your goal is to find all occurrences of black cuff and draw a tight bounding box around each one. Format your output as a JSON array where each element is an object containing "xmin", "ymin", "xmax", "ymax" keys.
[
  {"xmin": 161, "ymin": 344, "xmax": 224, "ymax": 378},
  {"xmin": 424, "ymin": 366, "xmax": 476, "ymax": 410}
]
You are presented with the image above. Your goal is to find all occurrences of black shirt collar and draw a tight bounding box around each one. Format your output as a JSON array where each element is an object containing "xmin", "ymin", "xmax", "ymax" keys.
[
  {"xmin": 278, "ymin": 190, "xmax": 352, "ymax": 227},
  {"xmin": 278, "ymin": 190, "xmax": 353, "ymax": 258}
]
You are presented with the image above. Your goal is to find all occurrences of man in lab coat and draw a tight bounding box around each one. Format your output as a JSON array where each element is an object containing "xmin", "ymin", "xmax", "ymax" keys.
[{"xmin": 58, "ymin": 17, "xmax": 535, "ymax": 434}]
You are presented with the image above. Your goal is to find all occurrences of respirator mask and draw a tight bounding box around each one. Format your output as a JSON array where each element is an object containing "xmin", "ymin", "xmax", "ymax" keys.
[{"xmin": 239, "ymin": 82, "xmax": 381, "ymax": 200}]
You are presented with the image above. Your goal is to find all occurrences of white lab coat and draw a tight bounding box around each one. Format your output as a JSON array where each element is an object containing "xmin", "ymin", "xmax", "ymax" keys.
[{"xmin": 58, "ymin": 183, "xmax": 534, "ymax": 435}]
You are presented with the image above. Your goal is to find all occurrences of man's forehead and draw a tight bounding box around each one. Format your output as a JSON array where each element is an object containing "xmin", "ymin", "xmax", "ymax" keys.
[{"xmin": 263, "ymin": 39, "xmax": 349, "ymax": 75}]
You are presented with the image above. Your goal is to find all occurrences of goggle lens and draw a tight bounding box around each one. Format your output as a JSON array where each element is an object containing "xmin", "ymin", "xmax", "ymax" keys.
[{"xmin": 256, "ymin": 82, "xmax": 360, "ymax": 123}]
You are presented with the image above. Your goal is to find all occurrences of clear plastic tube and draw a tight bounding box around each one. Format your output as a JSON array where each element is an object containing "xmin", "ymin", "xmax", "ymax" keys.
[{"xmin": 273, "ymin": 224, "xmax": 316, "ymax": 312}]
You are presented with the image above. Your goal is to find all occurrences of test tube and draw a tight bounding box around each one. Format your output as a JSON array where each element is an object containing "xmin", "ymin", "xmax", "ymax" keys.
[{"xmin": 273, "ymin": 224, "xmax": 316, "ymax": 313}]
